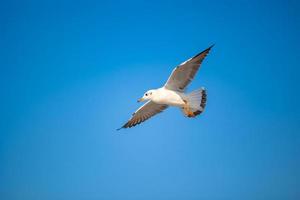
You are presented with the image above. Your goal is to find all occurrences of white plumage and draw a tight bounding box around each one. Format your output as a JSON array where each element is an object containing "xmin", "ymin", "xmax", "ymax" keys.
[{"xmin": 118, "ymin": 45, "xmax": 213, "ymax": 129}]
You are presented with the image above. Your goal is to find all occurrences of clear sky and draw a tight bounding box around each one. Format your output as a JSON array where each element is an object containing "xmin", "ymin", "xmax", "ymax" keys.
[{"xmin": 1, "ymin": 0, "xmax": 299, "ymax": 199}]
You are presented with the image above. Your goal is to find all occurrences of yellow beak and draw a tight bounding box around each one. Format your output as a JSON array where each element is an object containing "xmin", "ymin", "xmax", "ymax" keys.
[{"xmin": 137, "ymin": 98, "xmax": 144, "ymax": 102}]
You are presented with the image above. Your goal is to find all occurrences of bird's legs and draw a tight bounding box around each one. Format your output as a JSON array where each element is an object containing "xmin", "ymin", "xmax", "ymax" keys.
[{"xmin": 182, "ymin": 100, "xmax": 196, "ymax": 118}]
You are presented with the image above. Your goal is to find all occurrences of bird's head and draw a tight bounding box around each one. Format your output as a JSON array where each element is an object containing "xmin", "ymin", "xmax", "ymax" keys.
[{"xmin": 138, "ymin": 89, "xmax": 155, "ymax": 102}]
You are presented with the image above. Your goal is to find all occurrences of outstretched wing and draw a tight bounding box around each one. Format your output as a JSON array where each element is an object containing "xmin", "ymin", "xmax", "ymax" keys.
[
  {"xmin": 118, "ymin": 101, "xmax": 168, "ymax": 129},
  {"xmin": 164, "ymin": 45, "xmax": 213, "ymax": 92}
]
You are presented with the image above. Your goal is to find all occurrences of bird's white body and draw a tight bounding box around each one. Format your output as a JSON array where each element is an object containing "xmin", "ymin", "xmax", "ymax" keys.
[
  {"xmin": 150, "ymin": 87, "xmax": 185, "ymax": 107},
  {"xmin": 119, "ymin": 45, "xmax": 213, "ymax": 129}
]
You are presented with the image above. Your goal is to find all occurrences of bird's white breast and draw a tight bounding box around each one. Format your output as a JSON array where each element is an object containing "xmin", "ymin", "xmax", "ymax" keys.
[{"xmin": 152, "ymin": 87, "xmax": 185, "ymax": 107}]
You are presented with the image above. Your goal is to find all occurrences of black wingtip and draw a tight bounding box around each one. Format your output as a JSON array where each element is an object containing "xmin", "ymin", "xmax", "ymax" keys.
[
  {"xmin": 207, "ymin": 44, "xmax": 215, "ymax": 50},
  {"xmin": 117, "ymin": 122, "xmax": 128, "ymax": 131},
  {"xmin": 116, "ymin": 126, "xmax": 124, "ymax": 131},
  {"xmin": 191, "ymin": 44, "xmax": 215, "ymax": 60}
]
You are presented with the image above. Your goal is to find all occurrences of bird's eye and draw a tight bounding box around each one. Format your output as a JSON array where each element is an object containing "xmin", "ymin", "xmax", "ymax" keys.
[{"xmin": 145, "ymin": 93, "xmax": 148, "ymax": 96}]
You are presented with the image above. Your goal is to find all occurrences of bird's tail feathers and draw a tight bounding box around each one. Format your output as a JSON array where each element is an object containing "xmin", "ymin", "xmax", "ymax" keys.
[{"xmin": 181, "ymin": 87, "xmax": 207, "ymax": 118}]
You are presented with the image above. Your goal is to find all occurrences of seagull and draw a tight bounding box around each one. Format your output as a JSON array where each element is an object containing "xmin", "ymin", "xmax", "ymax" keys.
[{"xmin": 118, "ymin": 45, "xmax": 213, "ymax": 130}]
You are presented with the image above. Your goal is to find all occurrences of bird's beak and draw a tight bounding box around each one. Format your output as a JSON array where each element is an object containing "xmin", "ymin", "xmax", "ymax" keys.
[{"xmin": 137, "ymin": 98, "xmax": 144, "ymax": 102}]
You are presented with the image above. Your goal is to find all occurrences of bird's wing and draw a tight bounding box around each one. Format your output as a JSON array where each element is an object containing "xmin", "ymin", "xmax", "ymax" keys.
[
  {"xmin": 118, "ymin": 101, "xmax": 168, "ymax": 129},
  {"xmin": 164, "ymin": 45, "xmax": 213, "ymax": 92}
]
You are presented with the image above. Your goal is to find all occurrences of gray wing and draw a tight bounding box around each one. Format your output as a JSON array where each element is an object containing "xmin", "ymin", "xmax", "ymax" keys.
[
  {"xmin": 164, "ymin": 45, "xmax": 213, "ymax": 92},
  {"xmin": 118, "ymin": 101, "xmax": 168, "ymax": 129}
]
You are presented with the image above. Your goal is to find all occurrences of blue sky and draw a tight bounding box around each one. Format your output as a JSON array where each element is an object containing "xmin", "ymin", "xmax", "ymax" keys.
[{"xmin": 1, "ymin": 0, "xmax": 299, "ymax": 199}]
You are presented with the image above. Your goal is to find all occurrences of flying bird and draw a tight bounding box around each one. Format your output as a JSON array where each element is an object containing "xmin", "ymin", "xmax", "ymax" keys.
[{"xmin": 118, "ymin": 45, "xmax": 213, "ymax": 130}]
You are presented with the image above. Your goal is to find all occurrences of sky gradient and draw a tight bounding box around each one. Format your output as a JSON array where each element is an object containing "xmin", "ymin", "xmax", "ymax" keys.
[{"xmin": 1, "ymin": 0, "xmax": 300, "ymax": 199}]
